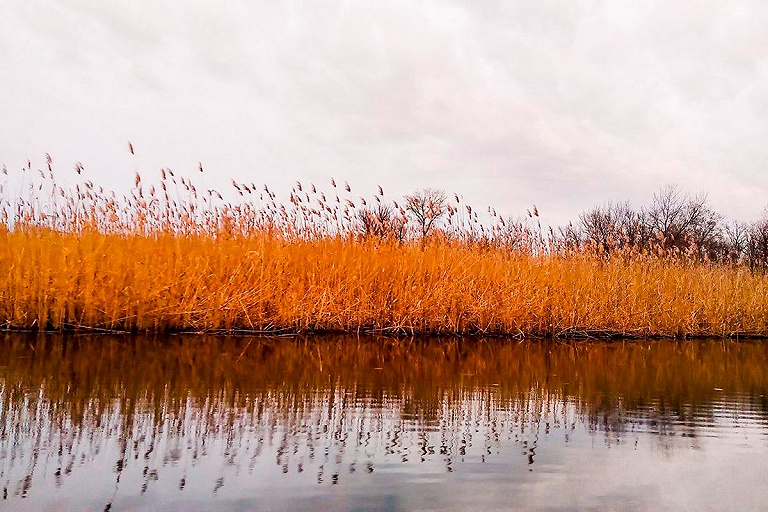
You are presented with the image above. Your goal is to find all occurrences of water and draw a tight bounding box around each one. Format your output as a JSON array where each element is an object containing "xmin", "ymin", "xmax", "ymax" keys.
[{"xmin": 0, "ymin": 334, "xmax": 767, "ymax": 511}]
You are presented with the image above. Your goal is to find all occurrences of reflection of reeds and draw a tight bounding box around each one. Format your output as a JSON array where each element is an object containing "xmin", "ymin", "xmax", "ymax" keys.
[
  {"xmin": 1, "ymin": 334, "xmax": 767, "ymax": 500},
  {"xmin": 1, "ymin": 334, "xmax": 766, "ymax": 423},
  {"xmin": 3, "ymin": 168, "xmax": 768, "ymax": 336}
]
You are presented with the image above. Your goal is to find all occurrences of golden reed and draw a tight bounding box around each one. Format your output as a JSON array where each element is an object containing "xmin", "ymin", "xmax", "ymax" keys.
[{"xmin": 1, "ymin": 164, "xmax": 768, "ymax": 337}]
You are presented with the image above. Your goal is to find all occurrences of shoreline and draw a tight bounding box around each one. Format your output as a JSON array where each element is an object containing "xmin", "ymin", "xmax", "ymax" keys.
[{"xmin": 4, "ymin": 325, "xmax": 768, "ymax": 340}]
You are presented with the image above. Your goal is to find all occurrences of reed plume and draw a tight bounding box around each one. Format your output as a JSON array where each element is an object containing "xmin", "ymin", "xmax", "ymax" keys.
[{"xmin": 2, "ymin": 158, "xmax": 768, "ymax": 336}]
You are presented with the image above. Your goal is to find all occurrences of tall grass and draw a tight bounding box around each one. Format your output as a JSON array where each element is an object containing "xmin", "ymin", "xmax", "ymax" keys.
[{"xmin": 2, "ymin": 161, "xmax": 768, "ymax": 336}]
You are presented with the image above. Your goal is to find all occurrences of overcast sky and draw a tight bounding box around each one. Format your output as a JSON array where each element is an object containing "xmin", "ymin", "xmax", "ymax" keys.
[{"xmin": 2, "ymin": 1, "xmax": 767, "ymax": 226}]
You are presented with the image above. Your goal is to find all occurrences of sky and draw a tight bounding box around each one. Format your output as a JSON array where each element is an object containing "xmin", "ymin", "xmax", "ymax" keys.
[{"xmin": 1, "ymin": 1, "xmax": 768, "ymax": 227}]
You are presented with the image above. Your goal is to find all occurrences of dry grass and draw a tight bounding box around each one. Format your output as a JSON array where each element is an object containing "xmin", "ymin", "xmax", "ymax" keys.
[{"xmin": 2, "ymin": 164, "xmax": 768, "ymax": 336}]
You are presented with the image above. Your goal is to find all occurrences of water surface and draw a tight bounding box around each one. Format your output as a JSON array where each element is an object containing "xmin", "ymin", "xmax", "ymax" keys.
[{"xmin": 1, "ymin": 334, "xmax": 767, "ymax": 511}]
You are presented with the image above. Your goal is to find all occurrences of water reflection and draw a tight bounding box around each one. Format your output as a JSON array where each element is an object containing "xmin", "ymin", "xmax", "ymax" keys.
[{"xmin": 1, "ymin": 334, "xmax": 767, "ymax": 511}]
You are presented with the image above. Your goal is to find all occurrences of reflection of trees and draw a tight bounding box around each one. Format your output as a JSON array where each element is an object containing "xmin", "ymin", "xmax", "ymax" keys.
[{"xmin": 0, "ymin": 333, "xmax": 767, "ymax": 501}]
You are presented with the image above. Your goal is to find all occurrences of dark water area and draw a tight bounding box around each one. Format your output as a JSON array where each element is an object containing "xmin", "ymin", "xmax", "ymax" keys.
[{"xmin": 0, "ymin": 334, "xmax": 767, "ymax": 511}]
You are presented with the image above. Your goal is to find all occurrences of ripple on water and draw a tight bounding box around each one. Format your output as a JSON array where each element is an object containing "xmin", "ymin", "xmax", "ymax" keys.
[{"xmin": 0, "ymin": 334, "xmax": 767, "ymax": 511}]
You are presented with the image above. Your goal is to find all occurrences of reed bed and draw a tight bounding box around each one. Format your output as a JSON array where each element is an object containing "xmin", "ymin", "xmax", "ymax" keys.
[{"xmin": 2, "ymin": 161, "xmax": 768, "ymax": 336}]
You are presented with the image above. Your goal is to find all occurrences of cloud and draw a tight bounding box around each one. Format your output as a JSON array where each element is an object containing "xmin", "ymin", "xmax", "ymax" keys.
[{"xmin": 1, "ymin": 1, "xmax": 768, "ymax": 225}]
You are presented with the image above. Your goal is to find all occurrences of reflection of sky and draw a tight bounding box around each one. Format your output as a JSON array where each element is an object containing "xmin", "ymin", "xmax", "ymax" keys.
[{"xmin": 1, "ymin": 389, "xmax": 766, "ymax": 511}]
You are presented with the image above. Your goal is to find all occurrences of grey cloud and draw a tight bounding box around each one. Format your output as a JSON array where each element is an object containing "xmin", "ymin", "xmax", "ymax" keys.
[{"xmin": 1, "ymin": 1, "xmax": 768, "ymax": 225}]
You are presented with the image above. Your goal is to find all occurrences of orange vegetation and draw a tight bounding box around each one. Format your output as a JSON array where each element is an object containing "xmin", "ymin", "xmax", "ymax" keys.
[
  {"xmin": 3, "ymin": 228, "xmax": 768, "ymax": 336},
  {"xmin": 2, "ymin": 165, "xmax": 768, "ymax": 336}
]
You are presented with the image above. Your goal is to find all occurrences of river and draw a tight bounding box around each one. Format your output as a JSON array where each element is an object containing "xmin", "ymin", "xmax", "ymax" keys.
[{"xmin": 1, "ymin": 334, "xmax": 766, "ymax": 511}]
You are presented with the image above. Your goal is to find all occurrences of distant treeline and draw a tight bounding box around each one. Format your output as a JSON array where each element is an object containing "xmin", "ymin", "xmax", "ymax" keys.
[
  {"xmin": 358, "ymin": 184, "xmax": 768, "ymax": 269},
  {"xmin": 558, "ymin": 185, "xmax": 768, "ymax": 269}
]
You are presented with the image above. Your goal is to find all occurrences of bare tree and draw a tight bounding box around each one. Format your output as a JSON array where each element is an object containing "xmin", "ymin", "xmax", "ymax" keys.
[
  {"xmin": 558, "ymin": 221, "xmax": 581, "ymax": 250},
  {"xmin": 561, "ymin": 201, "xmax": 649, "ymax": 253},
  {"xmin": 581, "ymin": 202, "xmax": 643, "ymax": 251},
  {"xmin": 357, "ymin": 203, "xmax": 395, "ymax": 238},
  {"xmin": 403, "ymin": 188, "xmax": 447, "ymax": 238},
  {"xmin": 579, "ymin": 205, "xmax": 615, "ymax": 250},
  {"xmin": 723, "ymin": 220, "xmax": 749, "ymax": 263},
  {"xmin": 643, "ymin": 185, "xmax": 722, "ymax": 256},
  {"xmin": 746, "ymin": 213, "xmax": 768, "ymax": 271}
]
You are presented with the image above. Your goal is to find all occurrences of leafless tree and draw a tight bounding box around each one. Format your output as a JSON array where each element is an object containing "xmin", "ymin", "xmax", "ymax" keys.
[
  {"xmin": 559, "ymin": 201, "xmax": 649, "ymax": 253},
  {"xmin": 557, "ymin": 221, "xmax": 581, "ymax": 249},
  {"xmin": 723, "ymin": 220, "xmax": 749, "ymax": 263},
  {"xmin": 403, "ymin": 188, "xmax": 447, "ymax": 238},
  {"xmin": 643, "ymin": 185, "xmax": 722, "ymax": 256},
  {"xmin": 357, "ymin": 203, "xmax": 395, "ymax": 238},
  {"xmin": 746, "ymin": 213, "xmax": 768, "ymax": 271},
  {"xmin": 579, "ymin": 201, "xmax": 648, "ymax": 252}
]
